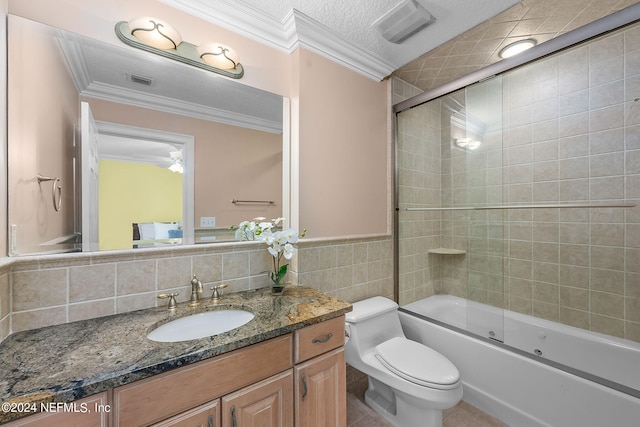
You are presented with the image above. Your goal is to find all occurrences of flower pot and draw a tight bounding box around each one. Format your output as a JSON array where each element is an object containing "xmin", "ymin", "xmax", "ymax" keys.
[{"xmin": 271, "ymin": 284, "xmax": 285, "ymax": 295}]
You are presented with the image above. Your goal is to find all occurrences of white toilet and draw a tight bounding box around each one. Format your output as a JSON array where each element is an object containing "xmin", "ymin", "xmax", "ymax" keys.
[{"xmin": 344, "ymin": 296, "xmax": 462, "ymax": 427}]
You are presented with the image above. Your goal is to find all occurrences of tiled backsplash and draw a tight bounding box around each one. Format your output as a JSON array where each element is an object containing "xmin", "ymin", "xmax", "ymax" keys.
[
  {"xmin": 0, "ymin": 235, "xmax": 393, "ymax": 341},
  {"xmin": 294, "ymin": 235, "xmax": 394, "ymax": 302}
]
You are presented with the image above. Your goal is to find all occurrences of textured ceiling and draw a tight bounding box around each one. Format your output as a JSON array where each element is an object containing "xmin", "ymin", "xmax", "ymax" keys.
[
  {"xmin": 393, "ymin": 0, "xmax": 640, "ymax": 91},
  {"xmin": 235, "ymin": 0, "xmax": 518, "ymax": 68},
  {"xmin": 164, "ymin": 0, "xmax": 518, "ymax": 79},
  {"xmin": 167, "ymin": 0, "xmax": 640, "ymax": 87}
]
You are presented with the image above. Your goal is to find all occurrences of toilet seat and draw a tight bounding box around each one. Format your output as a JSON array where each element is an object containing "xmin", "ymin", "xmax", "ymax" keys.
[{"xmin": 375, "ymin": 337, "xmax": 460, "ymax": 390}]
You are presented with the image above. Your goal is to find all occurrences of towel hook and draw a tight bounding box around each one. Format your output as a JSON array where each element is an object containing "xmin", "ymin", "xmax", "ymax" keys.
[{"xmin": 37, "ymin": 175, "xmax": 62, "ymax": 212}]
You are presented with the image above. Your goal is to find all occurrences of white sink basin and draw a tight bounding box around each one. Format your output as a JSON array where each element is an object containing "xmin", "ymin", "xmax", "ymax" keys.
[{"xmin": 148, "ymin": 310, "xmax": 254, "ymax": 342}]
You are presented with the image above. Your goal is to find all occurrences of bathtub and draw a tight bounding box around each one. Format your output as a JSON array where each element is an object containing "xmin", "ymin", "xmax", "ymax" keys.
[{"xmin": 399, "ymin": 295, "xmax": 640, "ymax": 427}]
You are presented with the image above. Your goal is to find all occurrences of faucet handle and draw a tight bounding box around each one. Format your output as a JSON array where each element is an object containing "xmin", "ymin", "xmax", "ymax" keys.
[
  {"xmin": 158, "ymin": 293, "xmax": 179, "ymax": 311},
  {"xmin": 210, "ymin": 283, "xmax": 228, "ymax": 302}
]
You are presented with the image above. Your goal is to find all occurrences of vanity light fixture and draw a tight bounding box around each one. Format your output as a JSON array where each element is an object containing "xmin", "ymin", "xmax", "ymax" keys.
[
  {"xmin": 197, "ymin": 42, "xmax": 240, "ymax": 70},
  {"xmin": 127, "ymin": 17, "xmax": 182, "ymax": 50},
  {"xmin": 115, "ymin": 18, "xmax": 244, "ymax": 79},
  {"xmin": 499, "ymin": 38, "xmax": 537, "ymax": 59}
]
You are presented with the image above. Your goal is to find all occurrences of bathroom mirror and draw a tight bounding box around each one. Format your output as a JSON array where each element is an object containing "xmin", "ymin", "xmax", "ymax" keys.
[{"xmin": 8, "ymin": 15, "xmax": 288, "ymax": 255}]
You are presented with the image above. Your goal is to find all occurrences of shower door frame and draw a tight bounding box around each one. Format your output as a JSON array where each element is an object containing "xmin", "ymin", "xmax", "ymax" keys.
[{"xmin": 393, "ymin": 3, "xmax": 640, "ymax": 303}]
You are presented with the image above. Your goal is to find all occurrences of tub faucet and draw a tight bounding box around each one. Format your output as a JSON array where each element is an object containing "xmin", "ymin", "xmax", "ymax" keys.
[{"xmin": 188, "ymin": 274, "xmax": 203, "ymax": 307}]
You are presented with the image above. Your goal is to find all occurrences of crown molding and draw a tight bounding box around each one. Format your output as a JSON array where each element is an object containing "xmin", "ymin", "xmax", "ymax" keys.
[
  {"xmin": 163, "ymin": 0, "xmax": 297, "ymax": 51},
  {"xmin": 82, "ymin": 82, "xmax": 283, "ymax": 134},
  {"xmin": 291, "ymin": 10, "xmax": 395, "ymax": 81},
  {"xmin": 162, "ymin": 0, "xmax": 395, "ymax": 80},
  {"xmin": 60, "ymin": 33, "xmax": 282, "ymax": 133}
]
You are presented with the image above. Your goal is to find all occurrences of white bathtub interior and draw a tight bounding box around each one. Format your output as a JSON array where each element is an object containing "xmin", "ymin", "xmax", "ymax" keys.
[
  {"xmin": 399, "ymin": 304, "xmax": 640, "ymax": 427},
  {"xmin": 403, "ymin": 295, "xmax": 640, "ymax": 395}
]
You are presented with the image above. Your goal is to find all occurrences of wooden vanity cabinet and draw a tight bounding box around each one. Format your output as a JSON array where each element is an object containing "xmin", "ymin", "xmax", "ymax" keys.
[
  {"xmin": 114, "ymin": 335, "xmax": 292, "ymax": 427},
  {"xmin": 5, "ymin": 316, "xmax": 347, "ymax": 427},
  {"xmin": 294, "ymin": 349, "xmax": 345, "ymax": 427},
  {"xmin": 293, "ymin": 316, "xmax": 346, "ymax": 427}
]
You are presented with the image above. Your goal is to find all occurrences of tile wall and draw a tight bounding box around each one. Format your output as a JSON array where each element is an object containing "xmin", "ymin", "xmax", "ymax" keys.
[
  {"xmin": 0, "ymin": 234, "xmax": 394, "ymax": 341},
  {"xmin": 395, "ymin": 22, "xmax": 640, "ymax": 342}
]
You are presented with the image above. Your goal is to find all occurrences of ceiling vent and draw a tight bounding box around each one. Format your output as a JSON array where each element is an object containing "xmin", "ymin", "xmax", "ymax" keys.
[
  {"xmin": 372, "ymin": 0, "xmax": 436, "ymax": 44},
  {"xmin": 127, "ymin": 72, "xmax": 155, "ymax": 86}
]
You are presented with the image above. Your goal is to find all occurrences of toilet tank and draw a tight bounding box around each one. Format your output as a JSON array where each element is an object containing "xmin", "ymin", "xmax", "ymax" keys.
[{"xmin": 346, "ymin": 297, "xmax": 406, "ymax": 352}]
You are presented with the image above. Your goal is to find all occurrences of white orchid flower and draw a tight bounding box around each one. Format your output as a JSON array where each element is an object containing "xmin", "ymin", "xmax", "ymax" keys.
[
  {"xmin": 268, "ymin": 246, "xmax": 279, "ymax": 258},
  {"xmin": 259, "ymin": 222, "xmax": 273, "ymax": 231},
  {"xmin": 276, "ymin": 232, "xmax": 289, "ymax": 246},
  {"xmin": 259, "ymin": 230, "xmax": 273, "ymax": 244},
  {"xmin": 283, "ymin": 243, "xmax": 295, "ymax": 260},
  {"xmin": 283, "ymin": 228, "xmax": 299, "ymax": 243}
]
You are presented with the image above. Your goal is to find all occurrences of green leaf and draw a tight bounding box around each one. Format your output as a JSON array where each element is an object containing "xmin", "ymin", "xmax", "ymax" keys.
[{"xmin": 278, "ymin": 264, "xmax": 288, "ymax": 276}]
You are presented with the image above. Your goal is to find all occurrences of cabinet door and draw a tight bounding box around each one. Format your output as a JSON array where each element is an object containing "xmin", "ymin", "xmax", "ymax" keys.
[
  {"xmin": 151, "ymin": 399, "xmax": 219, "ymax": 427},
  {"xmin": 221, "ymin": 370, "xmax": 293, "ymax": 427},
  {"xmin": 294, "ymin": 348, "xmax": 346, "ymax": 427}
]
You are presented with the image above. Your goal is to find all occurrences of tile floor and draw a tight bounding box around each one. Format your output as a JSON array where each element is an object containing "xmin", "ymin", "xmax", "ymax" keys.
[
  {"xmin": 347, "ymin": 391, "xmax": 505, "ymax": 427},
  {"xmin": 346, "ymin": 373, "xmax": 505, "ymax": 427}
]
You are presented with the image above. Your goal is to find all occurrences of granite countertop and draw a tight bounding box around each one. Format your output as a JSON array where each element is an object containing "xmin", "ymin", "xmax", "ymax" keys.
[{"xmin": 0, "ymin": 286, "xmax": 351, "ymax": 424}]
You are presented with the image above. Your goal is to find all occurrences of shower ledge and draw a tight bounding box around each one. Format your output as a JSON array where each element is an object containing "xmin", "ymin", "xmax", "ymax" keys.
[{"xmin": 427, "ymin": 248, "xmax": 467, "ymax": 255}]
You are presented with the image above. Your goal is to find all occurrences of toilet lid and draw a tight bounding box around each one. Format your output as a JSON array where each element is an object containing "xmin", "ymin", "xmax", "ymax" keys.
[{"xmin": 375, "ymin": 337, "xmax": 460, "ymax": 390}]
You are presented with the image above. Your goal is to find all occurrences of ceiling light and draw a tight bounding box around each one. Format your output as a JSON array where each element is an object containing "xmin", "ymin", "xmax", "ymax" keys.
[
  {"xmin": 453, "ymin": 138, "xmax": 481, "ymax": 151},
  {"xmin": 499, "ymin": 39, "xmax": 537, "ymax": 59},
  {"xmin": 127, "ymin": 17, "xmax": 182, "ymax": 50},
  {"xmin": 168, "ymin": 151, "xmax": 183, "ymax": 174}
]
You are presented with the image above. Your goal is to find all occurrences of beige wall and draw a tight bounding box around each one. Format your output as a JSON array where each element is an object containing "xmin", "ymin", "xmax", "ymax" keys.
[
  {"xmin": 297, "ymin": 49, "xmax": 389, "ymax": 238},
  {"xmin": 7, "ymin": 15, "xmax": 78, "ymax": 255}
]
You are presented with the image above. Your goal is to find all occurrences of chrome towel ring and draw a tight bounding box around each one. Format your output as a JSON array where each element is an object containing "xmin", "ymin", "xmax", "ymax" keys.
[{"xmin": 37, "ymin": 174, "xmax": 62, "ymax": 212}]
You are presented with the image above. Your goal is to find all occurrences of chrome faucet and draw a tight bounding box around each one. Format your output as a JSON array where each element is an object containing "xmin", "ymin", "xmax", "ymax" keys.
[{"xmin": 188, "ymin": 274, "xmax": 203, "ymax": 307}]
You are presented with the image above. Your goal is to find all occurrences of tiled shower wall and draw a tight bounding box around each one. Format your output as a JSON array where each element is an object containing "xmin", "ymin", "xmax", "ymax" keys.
[
  {"xmin": 0, "ymin": 234, "xmax": 393, "ymax": 341},
  {"xmin": 396, "ymin": 22, "xmax": 640, "ymax": 343}
]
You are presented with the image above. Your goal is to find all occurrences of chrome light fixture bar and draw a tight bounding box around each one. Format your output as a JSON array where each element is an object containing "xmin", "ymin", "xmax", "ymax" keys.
[{"xmin": 115, "ymin": 20, "xmax": 244, "ymax": 79}]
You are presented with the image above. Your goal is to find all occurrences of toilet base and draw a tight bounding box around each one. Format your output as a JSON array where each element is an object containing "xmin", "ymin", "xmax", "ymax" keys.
[{"xmin": 364, "ymin": 377, "xmax": 443, "ymax": 427}]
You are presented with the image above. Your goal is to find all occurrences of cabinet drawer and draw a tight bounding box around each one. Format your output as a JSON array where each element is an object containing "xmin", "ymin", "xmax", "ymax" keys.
[
  {"xmin": 114, "ymin": 334, "xmax": 292, "ymax": 427},
  {"xmin": 294, "ymin": 316, "xmax": 344, "ymax": 363}
]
